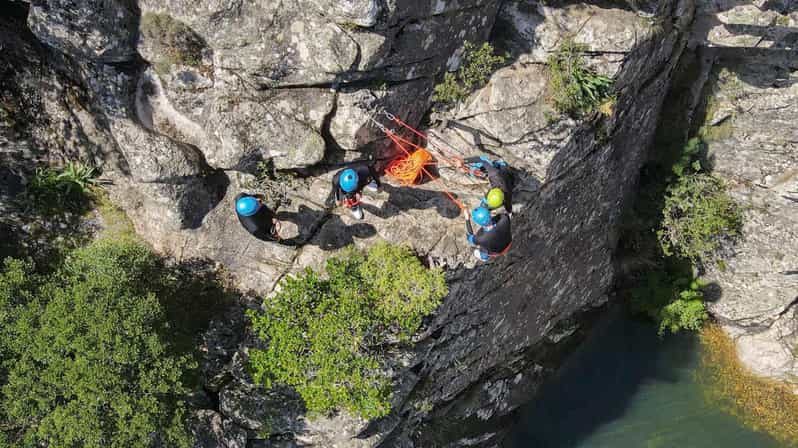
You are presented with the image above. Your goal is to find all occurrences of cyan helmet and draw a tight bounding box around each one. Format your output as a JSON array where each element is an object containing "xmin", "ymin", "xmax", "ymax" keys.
[
  {"xmin": 471, "ymin": 207, "xmax": 491, "ymax": 226},
  {"xmin": 236, "ymin": 196, "xmax": 260, "ymax": 216},
  {"xmin": 339, "ymin": 168, "xmax": 359, "ymax": 193}
]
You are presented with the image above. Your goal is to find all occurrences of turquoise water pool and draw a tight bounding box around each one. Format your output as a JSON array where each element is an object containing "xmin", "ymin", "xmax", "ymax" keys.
[{"xmin": 505, "ymin": 309, "xmax": 782, "ymax": 448}]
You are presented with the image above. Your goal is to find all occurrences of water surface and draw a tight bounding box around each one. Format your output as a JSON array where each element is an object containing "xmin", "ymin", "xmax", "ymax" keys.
[{"xmin": 506, "ymin": 309, "xmax": 781, "ymax": 448}]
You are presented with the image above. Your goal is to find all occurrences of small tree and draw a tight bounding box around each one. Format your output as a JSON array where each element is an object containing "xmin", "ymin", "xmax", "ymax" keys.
[
  {"xmin": 0, "ymin": 239, "xmax": 193, "ymax": 448},
  {"xmin": 248, "ymin": 242, "xmax": 447, "ymax": 419}
]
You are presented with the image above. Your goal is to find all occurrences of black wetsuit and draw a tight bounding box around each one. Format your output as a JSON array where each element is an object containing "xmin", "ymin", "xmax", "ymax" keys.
[
  {"xmin": 464, "ymin": 157, "xmax": 514, "ymax": 214},
  {"xmin": 466, "ymin": 213, "xmax": 512, "ymax": 254},
  {"xmin": 330, "ymin": 162, "xmax": 381, "ymax": 203},
  {"xmin": 235, "ymin": 193, "xmax": 276, "ymax": 241}
]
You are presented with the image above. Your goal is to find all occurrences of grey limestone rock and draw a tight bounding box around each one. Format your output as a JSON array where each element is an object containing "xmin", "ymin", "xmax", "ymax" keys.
[
  {"xmin": 192, "ymin": 410, "xmax": 248, "ymax": 448},
  {"xmin": 27, "ymin": 0, "xmax": 139, "ymax": 62},
  {"xmin": 700, "ymin": 53, "xmax": 798, "ymax": 385}
]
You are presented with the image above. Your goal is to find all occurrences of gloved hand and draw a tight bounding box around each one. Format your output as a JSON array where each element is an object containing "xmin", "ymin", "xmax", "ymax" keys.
[
  {"xmin": 467, "ymin": 234, "xmax": 476, "ymax": 245},
  {"xmin": 463, "ymin": 209, "xmax": 470, "ymax": 221}
]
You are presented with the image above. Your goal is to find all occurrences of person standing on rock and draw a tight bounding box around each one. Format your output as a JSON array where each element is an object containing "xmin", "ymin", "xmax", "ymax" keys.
[
  {"xmin": 330, "ymin": 161, "xmax": 381, "ymax": 220},
  {"xmin": 464, "ymin": 155, "xmax": 514, "ymax": 215},
  {"xmin": 235, "ymin": 193, "xmax": 293, "ymax": 245},
  {"xmin": 465, "ymin": 206, "xmax": 512, "ymax": 261}
]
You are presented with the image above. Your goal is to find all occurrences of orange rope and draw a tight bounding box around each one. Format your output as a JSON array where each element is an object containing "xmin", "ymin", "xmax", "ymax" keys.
[
  {"xmin": 386, "ymin": 147, "xmax": 433, "ymax": 186},
  {"xmin": 391, "ymin": 116, "xmax": 465, "ymax": 167},
  {"xmin": 384, "ymin": 130, "xmax": 466, "ymax": 210}
]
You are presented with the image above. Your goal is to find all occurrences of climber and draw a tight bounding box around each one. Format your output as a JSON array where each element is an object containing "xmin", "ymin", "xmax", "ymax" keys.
[
  {"xmin": 235, "ymin": 193, "xmax": 287, "ymax": 244},
  {"xmin": 464, "ymin": 155, "xmax": 514, "ymax": 215},
  {"xmin": 330, "ymin": 161, "xmax": 381, "ymax": 220},
  {"xmin": 464, "ymin": 207, "xmax": 512, "ymax": 261}
]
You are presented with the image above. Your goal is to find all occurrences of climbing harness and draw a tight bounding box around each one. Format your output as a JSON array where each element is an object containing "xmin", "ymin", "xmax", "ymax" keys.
[
  {"xmin": 342, "ymin": 194, "xmax": 362, "ymax": 209},
  {"xmin": 490, "ymin": 242, "xmax": 512, "ymax": 258}
]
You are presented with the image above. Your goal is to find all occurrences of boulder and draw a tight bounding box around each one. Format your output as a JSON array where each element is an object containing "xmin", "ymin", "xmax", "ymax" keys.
[
  {"xmin": 191, "ymin": 410, "xmax": 248, "ymax": 448},
  {"xmin": 27, "ymin": 0, "xmax": 139, "ymax": 62},
  {"xmin": 219, "ymin": 381, "xmax": 305, "ymax": 434},
  {"xmin": 700, "ymin": 54, "xmax": 798, "ymax": 384}
]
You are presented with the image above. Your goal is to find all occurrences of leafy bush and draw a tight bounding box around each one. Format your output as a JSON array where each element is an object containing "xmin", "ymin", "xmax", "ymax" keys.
[
  {"xmin": 546, "ymin": 39, "xmax": 613, "ymax": 115},
  {"xmin": 433, "ymin": 41, "xmax": 506, "ymax": 107},
  {"xmin": 670, "ymin": 137, "xmax": 704, "ymax": 177},
  {"xmin": 630, "ymin": 268, "xmax": 709, "ymax": 335},
  {"xmin": 657, "ymin": 173, "xmax": 743, "ymax": 263},
  {"xmin": 28, "ymin": 162, "xmax": 97, "ymax": 214},
  {"xmin": 0, "ymin": 239, "xmax": 196, "ymax": 447},
  {"xmin": 248, "ymin": 242, "xmax": 447, "ymax": 419},
  {"xmin": 359, "ymin": 243, "xmax": 447, "ymax": 340},
  {"xmin": 620, "ymin": 124, "xmax": 737, "ymax": 335}
]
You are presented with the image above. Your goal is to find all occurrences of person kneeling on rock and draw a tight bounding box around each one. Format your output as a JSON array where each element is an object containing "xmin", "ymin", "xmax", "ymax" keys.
[
  {"xmin": 465, "ymin": 207, "xmax": 512, "ymax": 261},
  {"xmin": 464, "ymin": 155, "xmax": 514, "ymax": 216},
  {"xmin": 330, "ymin": 161, "xmax": 381, "ymax": 220},
  {"xmin": 235, "ymin": 193, "xmax": 286, "ymax": 244}
]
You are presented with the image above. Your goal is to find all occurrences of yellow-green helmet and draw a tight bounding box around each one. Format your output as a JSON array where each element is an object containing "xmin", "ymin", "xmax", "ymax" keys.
[{"xmin": 485, "ymin": 188, "xmax": 504, "ymax": 209}]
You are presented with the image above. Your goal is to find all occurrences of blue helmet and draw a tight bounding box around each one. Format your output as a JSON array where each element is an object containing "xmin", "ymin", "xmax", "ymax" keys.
[
  {"xmin": 236, "ymin": 196, "xmax": 260, "ymax": 216},
  {"xmin": 339, "ymin": 168, "xmax": 359, "ymax": 193},
  {"xmin": 472, "ymin": 207, "xmax": 491, "ymax": 226}
]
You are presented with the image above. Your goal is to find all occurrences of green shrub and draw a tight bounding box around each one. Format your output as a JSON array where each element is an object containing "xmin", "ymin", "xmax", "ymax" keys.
[
  {"xmin": 657, "ymin": 173, "xmax": 744, "ymax": 263},
  {"xmin": 630, "ymin": 268, "xmax": 709, "ymax": 335},
  {"xmin": 433, "ymin": 41, "xmax": 506, "ymax": 107},
  {"xmin": 0, "ymin": 239, "xmax": 195, "ymax": 447},
  {"xmin": 28, "ymin": 162, "xmax": 98, "ymax": 214},
  {"xmin": 620, "ymin": 126, "xmax": 736, "ymax": 336},
  {"xmin": 659, "ymin": 288, "xmax": 708, "ymax": 334},
  {"xmin": 546, "ymin": 39, "xmax": 613, "ymax": 115},
  {"xmin": 248, "ymin": 242, "xmax": 447, "ymax": 419},
  {"xmin": 359, "ymin": 243, "xmax": 447, "ymax": 340},
  {"xmin": 670, "ymin": 137, "xmax": 705, "ymax": 177}
]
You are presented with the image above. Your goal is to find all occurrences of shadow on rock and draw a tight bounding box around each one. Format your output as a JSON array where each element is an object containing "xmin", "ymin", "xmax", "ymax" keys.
[
  {"xmin": 312, "ymin": 214, "xmax": 378, "ymax": 251},
  {"xmin": 156, "ymin": 257, "xmax": 237, "ymax": 383},
  {"xmin": 361, "ymin": 183, "xmax": 462, "ymax": 220}
]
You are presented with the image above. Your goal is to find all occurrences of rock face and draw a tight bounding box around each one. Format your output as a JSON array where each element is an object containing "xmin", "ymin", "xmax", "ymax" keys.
[
  {"xmin": 1, "ymin": 0, "xmax": 706, "ymax": 446},
  {"xmin": 691, "ymin": 5, "xmax": 798, "ymax": 387}
]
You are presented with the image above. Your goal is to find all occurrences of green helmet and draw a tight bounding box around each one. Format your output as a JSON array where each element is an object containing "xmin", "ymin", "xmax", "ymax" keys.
[{"xmin": 485, "ymin": 188, "xmax": 504, "ymax": 209}]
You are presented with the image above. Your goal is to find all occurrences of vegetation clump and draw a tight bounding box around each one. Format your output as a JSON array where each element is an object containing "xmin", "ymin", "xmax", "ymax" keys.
[
  {"xmin": 433, "ymin": 41, "xmax": 506, "ymax": 108},
  {"xmin": 248, "ymin": 242, "xmax": 447, "ymax": 419},
  {"xmin": 658, "ymin": 173, "xmax": 743, "ymax": 263},
  {"xmin": 630, "ymin": 267, "xmax": 709, "ymax": 335},
  {"xmin": 243, "ymin": 159, "xmax": 303, "ymax": 210},
  {"xmin": 0, "ymin": 239, "xmax": 199, "ymax": 447},
  {"xmin": 700, "ymin": 325, "xmax": 798, "ymax": 445},
  {"xmin": 546, "ymin": 39, "xmax": 613, "ymax": 116},
  {"xmin": 140, "ymin": 13, "xmax": 205, "ymax": 74},
  {"xmin": 28, "ymin": 161, "xmax": 98, "ymax": 214},
  {"xmin": 620, "ymin": 128, "xmax": 741, "ymax": 334}
]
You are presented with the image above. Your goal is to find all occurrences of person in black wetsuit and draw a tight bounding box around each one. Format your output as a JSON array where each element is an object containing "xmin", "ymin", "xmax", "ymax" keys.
[
  {"xmin": 235, "ymin": 193, "xmax": 283, "ymax": 243},
  {"xmin": 329, "ymin": 161, "xmax": 381, "ymax": 220},
  {"xmin": 465, "ymin": 206, "xmax": 512, "ymax": 261},
  {"xmin": 464, "ymin": 155, "xmax": 514, "ymax": 215}
]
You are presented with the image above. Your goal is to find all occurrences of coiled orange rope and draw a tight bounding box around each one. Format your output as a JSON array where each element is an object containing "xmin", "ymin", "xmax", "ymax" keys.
[{"xmin": 385, "ymin": 147, "xmax": 434, "ymax": 186}]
